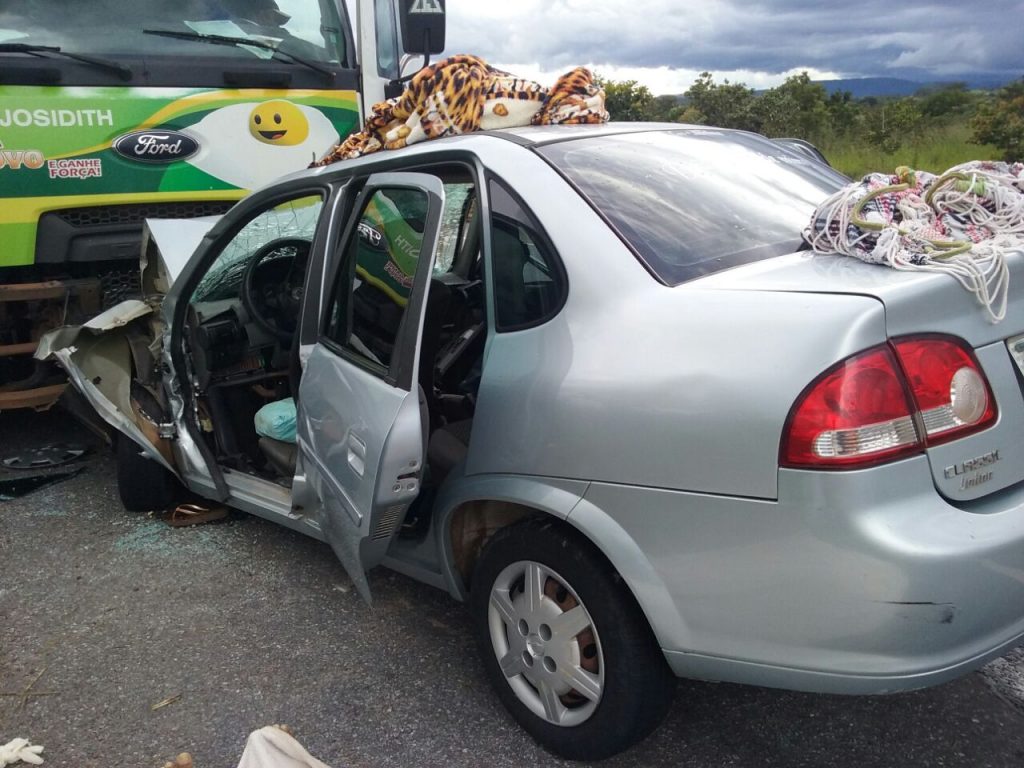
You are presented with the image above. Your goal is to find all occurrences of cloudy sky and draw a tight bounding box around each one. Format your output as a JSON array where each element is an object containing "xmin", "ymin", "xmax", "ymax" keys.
[{"xmin": 434, "ymin": 0, "xmax": 1023, "ymax": 94}]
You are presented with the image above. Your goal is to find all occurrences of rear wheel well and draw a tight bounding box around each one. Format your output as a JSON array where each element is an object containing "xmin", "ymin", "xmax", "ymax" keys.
[
  {"xmin": 449, "ymin": 500, "xmax": 542, "ymax": 590},
  {"xmin": 447, "ymin": 501, "xmax": 637, "ymax": 605}
]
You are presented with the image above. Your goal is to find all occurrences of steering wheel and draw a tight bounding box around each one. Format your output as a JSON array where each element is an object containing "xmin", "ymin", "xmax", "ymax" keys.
[{"xmin": 241, "ymin": 237, "xmax": 311, "ymax": 345}]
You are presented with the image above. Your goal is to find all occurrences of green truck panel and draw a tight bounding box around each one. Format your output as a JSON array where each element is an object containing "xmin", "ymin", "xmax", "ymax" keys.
[{"xmin": 0, "ymin": 85, "xmax": 359, "ymax": 267}]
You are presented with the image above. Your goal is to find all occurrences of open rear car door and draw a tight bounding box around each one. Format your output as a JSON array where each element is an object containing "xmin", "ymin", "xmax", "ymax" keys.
[{"xmin": 292, "ymin": 172, "xmax": 445, "ymax": 603}]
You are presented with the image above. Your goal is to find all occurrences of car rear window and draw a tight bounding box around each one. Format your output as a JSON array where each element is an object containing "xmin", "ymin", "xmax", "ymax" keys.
[{"xmin": 538, "ymin": 129, "xmax": 847, "ymax": 285}]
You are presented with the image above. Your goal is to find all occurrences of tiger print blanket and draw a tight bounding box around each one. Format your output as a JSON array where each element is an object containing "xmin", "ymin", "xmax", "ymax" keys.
[{"xmin": 314, "ymin": 54, "xmax": 609, "ymax": 165}]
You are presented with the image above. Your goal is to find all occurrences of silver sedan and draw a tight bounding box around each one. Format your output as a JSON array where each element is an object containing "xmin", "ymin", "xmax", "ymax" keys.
[{"xmin": 45, "ymin": 123, "xmax": 1024, "ymax": 760}]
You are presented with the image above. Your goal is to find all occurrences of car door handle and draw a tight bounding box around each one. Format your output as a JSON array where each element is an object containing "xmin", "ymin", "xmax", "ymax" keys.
[{"xmin": 347, "ymin": 433, "xmax": 366, "ymax": 477}]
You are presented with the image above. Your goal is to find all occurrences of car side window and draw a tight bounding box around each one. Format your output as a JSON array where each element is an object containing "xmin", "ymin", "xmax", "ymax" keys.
[
  {"xmin": 488, "ymin": 178, "xmax": 566, "ymax": 332},
  {"xmin": 323, "ymin": 186, "xmax": 429, "ymax": 375}
]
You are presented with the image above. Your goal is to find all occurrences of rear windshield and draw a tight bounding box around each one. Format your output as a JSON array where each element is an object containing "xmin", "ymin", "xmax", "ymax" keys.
[
  {"xmin": 0, "ymin": 0, "xmax": 347, "ymax": 63},
  {"xmin": 538, "ymin": 130, "xmax": 847, "ymax": 285}
]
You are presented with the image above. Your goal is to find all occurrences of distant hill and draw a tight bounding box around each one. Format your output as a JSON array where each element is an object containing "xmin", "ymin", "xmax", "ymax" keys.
[
  {"xmin": 817, "ymin": 75, "xmax": 1014, "ymax": 98},
  {"xmin": 663, "ymin": 74, "xmax": 1017, "ymax": 103}
]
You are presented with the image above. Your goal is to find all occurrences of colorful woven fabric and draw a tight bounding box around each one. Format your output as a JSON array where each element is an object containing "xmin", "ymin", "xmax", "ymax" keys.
[{"xmin": 805, "ymin": 161, "xmax": 1024, "ymax": 323}]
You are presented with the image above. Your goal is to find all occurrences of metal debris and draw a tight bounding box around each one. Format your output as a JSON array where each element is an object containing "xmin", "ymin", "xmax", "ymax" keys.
[
  {"xmin": 2, "ymin": 443, "xmax": 88, "ymax": 470},
  {"xmin": 151, "ymin": 693, "xmax": 183, "ymax": 711},
  {"xmin": 0, "ymin": 468, "xmax": 83, "ymax": 501}
]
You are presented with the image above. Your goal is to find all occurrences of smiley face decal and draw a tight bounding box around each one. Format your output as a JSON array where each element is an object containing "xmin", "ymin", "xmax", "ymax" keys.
[
  {"xmin": 185, "ymin": 102, "xmax": 339, "ymax": 189},
  {"xmin": 249, "ymin": 100, "xmax": 310, "ymax": 146}
]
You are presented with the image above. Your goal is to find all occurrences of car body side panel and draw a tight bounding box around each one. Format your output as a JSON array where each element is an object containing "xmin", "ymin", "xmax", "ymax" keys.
[
  {"xmin": 456, "ymin": 144, "xmax": 889, "ymax": 499},
  {"xmin": 296, "ymin": 349, "xmax": 423, "ymax": 603},
  {"xmin": 577, "ymin": 461, "xmax": 1024, "ymax": 692},
  {"xmin": 39, "ymin": 309, "xmax": 224, "ymax": 495},
  {"xmin": 36, "ymin": 300, "xmax": 179, "ymax": 473},
  {"xmin": 295, "ymin": 172, "xmax": 446, "ymax": 604},
  {"xmin": 468, "ymin": 286, "xmax": 886, "ymax": 499}
]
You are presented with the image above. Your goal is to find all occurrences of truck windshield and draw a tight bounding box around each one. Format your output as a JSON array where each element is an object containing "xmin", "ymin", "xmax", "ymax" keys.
[
  {"xmin": 0, "ymin": 0, "xmax": 346, "ymax": 64},
  {"xmin": 538, "ymin": 130, "xmax": 848, "ymax": 285}
]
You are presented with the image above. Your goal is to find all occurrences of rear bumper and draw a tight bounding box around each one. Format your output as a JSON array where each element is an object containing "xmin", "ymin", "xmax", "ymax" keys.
[
  {"xmin": 662, "ymin": 628, "xmax": 1024, "ymax": 695},
  {"xmin": 577, "ymin": 457, "xmax": 1024, "ymax": 695}
]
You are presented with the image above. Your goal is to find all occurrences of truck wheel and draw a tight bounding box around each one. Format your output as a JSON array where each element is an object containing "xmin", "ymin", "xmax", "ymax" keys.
[
  {"xmin": 470, "ymin": 519, "xmax": 675, "ymax": 760},
  {"xmin": 116, "ymin": 435, "xmax": 178, "ymax": 512}
]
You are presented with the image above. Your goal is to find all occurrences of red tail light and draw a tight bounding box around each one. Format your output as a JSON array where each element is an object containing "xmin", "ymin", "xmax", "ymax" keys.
[
  {"xmin": 782, "ymin": 346, "xmax": 921, "ymax": 468},
  {"xmin": 892, "ymin": 336, "xmax": 997, "ymax": 445},
  {"xmin": 782, "ymin": 336, "xmax": 997, "ymax": 470}
]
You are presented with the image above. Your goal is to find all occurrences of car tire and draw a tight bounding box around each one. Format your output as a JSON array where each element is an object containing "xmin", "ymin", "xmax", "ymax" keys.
[
  {"xmin": 116, "ymin": 435, "xmax": 178, "ymax": 512},
  {"xmin": 470, "ymin": 518, "xmax": 675, "ymax": 761}
]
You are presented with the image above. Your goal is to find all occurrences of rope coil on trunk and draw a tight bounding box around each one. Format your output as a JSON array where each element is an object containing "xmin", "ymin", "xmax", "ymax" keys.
[{"xmin": 805, "ymin": 161, "xmax": 1024, "ymax": 323}]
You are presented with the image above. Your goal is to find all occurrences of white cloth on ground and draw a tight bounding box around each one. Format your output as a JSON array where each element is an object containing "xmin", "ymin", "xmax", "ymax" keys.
[
  {"xmin": 0, "ymin": 738, "xmax": 44, "ymax": 766},
  {"xmin": 236, "ymin": 726, "xmax": 332, "ymax": 768}
]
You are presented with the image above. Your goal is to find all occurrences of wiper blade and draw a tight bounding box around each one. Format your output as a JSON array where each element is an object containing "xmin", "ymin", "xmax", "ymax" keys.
[
  {"xmin": 142, "ymin": 29, "xmax": 334, "ymax": 78},
  {"xmin": 0, "ymin": 43, "xmax": 132, "ymax": 80}
]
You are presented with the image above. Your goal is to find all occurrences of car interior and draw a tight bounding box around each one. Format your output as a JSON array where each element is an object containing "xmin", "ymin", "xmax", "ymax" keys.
[{"xmin": 180, "ymin": 164, "xmax": 490, "ymax": 536}]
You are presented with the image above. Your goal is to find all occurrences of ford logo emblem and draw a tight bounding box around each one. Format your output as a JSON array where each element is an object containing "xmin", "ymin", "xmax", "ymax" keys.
[{"xmin": 112, "ymin": 130, "xmax": 199, "ymax": 164}]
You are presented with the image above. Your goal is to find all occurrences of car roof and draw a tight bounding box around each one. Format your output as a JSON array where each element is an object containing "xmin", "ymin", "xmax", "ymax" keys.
[
  {"xmin": 330, "ymin": 121, "xmax": 730, "ymax": 163},
  {"xmin": 486, "ymin": 121, "xmax": 713, "ymax": 146},
  {"xmin": 273, "ymin": 122, "xmax": 736, "ymax": 189}
]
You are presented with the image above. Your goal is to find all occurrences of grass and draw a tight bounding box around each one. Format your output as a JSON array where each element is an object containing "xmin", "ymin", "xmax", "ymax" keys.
[{"xmin": 822, "ymin": 123, "xmax": 1002, "ymax": 179}]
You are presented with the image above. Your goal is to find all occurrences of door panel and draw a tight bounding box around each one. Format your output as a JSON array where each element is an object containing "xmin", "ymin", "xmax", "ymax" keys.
[{"xmin": 295, "ymin": 172, "xmax": 445, "ymax": 603}]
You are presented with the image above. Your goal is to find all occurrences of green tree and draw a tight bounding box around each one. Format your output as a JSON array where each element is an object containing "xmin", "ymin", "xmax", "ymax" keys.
[
  {"xmin": 595, "ymin": 76, "xmax": 655, "ymax": 121},
  {"xmin": 971, "ymin": 79, "xmax": 1024, "ymax": 160},
  {"xmin": 756, "ymin": 72, "xmax": 829, "ymax": 142},
  {"xmin": 864, "ymin": 98, "xmax": 924, "ymax": 153},
  {"xmin": 682, "ymin": 72, "xmax": 759, "ymax": 131},
  {"xmin": 916, "ymin": 82, "xmax": 975, "ymax": 118},
  {"xmin": 646, "ymin": 94, "xmax": 685, "ymax": 122},
  {"xmin": 825, "ymin": 90, "xmax": 860, "ymax": 140}
]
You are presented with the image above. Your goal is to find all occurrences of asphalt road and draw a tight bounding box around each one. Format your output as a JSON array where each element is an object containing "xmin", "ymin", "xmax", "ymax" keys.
[{"xmin": 1, "ymin": 408, "xmax": 1023, "ymax": 768}]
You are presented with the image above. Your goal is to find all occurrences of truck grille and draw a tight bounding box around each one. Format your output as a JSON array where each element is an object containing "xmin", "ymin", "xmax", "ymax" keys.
[
  {"xmin": 53, "ymin": 201, "xmax": 235, "ymax": 228},
  {"xmin": 99, "ymin": 268, "xmax": 142, "ymax": 309}
]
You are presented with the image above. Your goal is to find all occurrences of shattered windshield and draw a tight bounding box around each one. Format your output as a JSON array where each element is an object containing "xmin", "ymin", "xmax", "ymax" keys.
[
  {"xmin": 0, "ymin": 0, "xmax": 347, "ymax": 63},
  {"xmin": 193, "ymin": 195, "xmax": 323, "ymax": 302}
]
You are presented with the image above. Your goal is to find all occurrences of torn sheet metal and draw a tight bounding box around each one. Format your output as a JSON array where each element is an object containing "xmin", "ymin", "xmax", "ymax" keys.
[
  {"xmin": 31, "ymin": 295, "xmax": 180, "ymax": 478},
  {"xmin": 143, "ymin": 217, "xmax": 221, "ymax": 288},
  {"xmin": 84, "ymin": 299, "xmax": 153, "ymax": 331},
  {"xmin": 50, "ymin": 342, "xmax": 179, "ymax": 477},
  {"xmin": 33, "ymin": 299, "xmax": 153, "ymax": 363},
  {"xmin": 0, "ymin": 468, "xmax": 83, "ymax": 501}
]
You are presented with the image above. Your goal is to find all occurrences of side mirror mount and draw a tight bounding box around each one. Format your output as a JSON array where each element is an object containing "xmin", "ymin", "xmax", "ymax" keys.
[{"xmin": 396, "ymin": 0, "xmax": 446, "ymax": 55}]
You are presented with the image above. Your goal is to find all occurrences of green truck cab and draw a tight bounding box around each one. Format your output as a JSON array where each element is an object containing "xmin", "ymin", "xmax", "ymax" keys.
[{"xmin": 0, "ymin": 0, "xmax": 445, "ymax": 409}]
